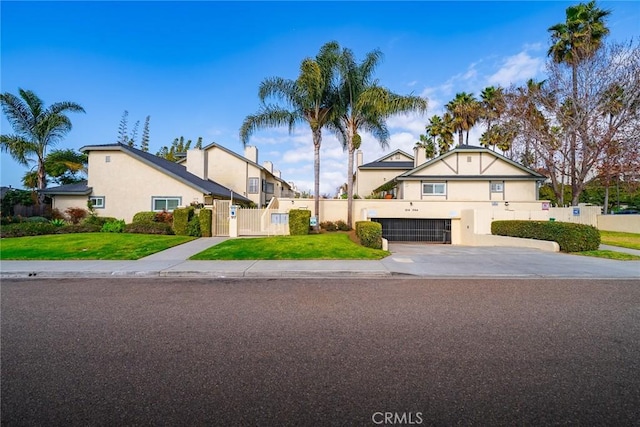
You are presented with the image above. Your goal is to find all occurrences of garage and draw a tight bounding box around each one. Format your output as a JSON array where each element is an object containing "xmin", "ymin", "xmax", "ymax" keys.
[{"xmin": 372, "ymin": 218, "xmax": 451, "ymax": 243}]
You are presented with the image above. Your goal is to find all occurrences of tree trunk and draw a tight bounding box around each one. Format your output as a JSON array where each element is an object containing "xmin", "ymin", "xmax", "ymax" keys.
[
  {"xmin": 570, "ymin": 63, "xmax": 579, "ymax": 206},
  {"xmin": 347, "ymin": 144, "xmax": 354, "ymax": 228},
  {"xmin": 458, "ymin": 130, "xmax": 463, "ymax": 147},
  {"xmin": 313, "ymin": 128, "xmax": 322, "ymax": 230}
]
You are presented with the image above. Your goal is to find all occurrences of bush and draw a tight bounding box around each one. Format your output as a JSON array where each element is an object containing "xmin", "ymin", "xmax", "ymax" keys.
[
  {"xmin": 199, "ymin": 209, "xmax": 212, "ymax": 237},
  {"xmin": 187, "ymin": 216, "xmax": 202, "ymax": 237},
  {"xmin": 65, "ymin": 207, "xmax": 89, "ymax": 224},
  {"xmin": 83, "ymin": 215, "xmax": 118, "ymax": 227},
  {"xmin": 289, "ymin": 209, "xmax": 311, "ymax": 235},
  {"xmin": 50, "ymin": 218, "xmax": 67, "ymax": 227},
  {"xmin": 25, "ymin": 216, "xmax": 49, "ymax": 223},
  {"xmin": 491, "ymin": 220, "xmax": 601, "ymax": 252},
  {"xmin": 335, "ymin": 220, "xmax": 351, "ymax": 231},
  {"xmin": 101, "ymin": 219, "xmax": 126, "ymax": 233},
  {"xmin": 320, "ymin": 221, "xmax": 337, "ymax": 232},
  {"xmin": 57, "ymin": 224, "xmax": 101, "ymax": 234},
  {"xmin": 154, "ymin": 210, "xmax": 173, "ymax": 224},
  {"xmin": 355, "ymin": 221, "xmax": 382, "ymax": 249},
  {"xmin": 173, "ymin": 207, "xmax": 194, "ymax": 236},
  {"xmin": 0, "ymin": 222, "xmax": 56, "ymax": 238},
  {"xmin": 132, "ymin": 211, "xmax": 157, "ymax": 223},
  {"xmin": 124, "ymin": 221, "xmax": 174, "ymax": 235}
]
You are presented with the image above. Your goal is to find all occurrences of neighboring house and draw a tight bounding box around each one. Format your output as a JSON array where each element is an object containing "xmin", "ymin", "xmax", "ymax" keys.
[
  {"xmin": 182, "ymin": 143, "xmax": 294, "ymax": 207},
  {"xmin": 43, "ymin": 143, "xmax": 255, "ymax": 222},
  {"xmin": 355, "ymin": 145, "xmax": 545, "ymax": 202}
]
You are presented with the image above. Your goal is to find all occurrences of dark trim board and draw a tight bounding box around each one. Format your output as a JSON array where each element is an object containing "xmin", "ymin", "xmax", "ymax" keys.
[{"xmin": 372, "ymin": 218, "xmax": 451, "ymax": 243}]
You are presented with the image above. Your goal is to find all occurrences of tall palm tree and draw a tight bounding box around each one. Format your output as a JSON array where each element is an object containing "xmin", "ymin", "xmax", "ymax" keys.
[
  {"xmin": 479, "ymin": 86, "xmax": 506, "ymax": 150},
  {"xmin": 240, "ymin": 41, "xmax": 341, "ymax": 219},
  {"xmin": 425, "ymin": 115, "xmax": 443, "ymax": 145},
  {"xmin": 415, "ymin": 134, "xmax": 436, "ymax": 160},
  {"xmin": 437, "ymin": 113, "xmax": 455, "ymax": 155},
  {"xmin": 446, "ymin": 92, "xmax": 481, "ymax": 146},
  {"xmin": 548, "ymin": 0, "xmax": 610, "ymax": 205},
  {"xmin": 333, "ymin": 47, "xmax": 427, "ymax": 225},
  {"xmin": 1, "ymin": 88, "xmax": 85, "ymax": 191}
]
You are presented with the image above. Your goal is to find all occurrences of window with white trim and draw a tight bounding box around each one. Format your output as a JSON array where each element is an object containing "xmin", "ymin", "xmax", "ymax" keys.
[
  {"xmin": 422, "ymin": 182, "xmax": 446, "ymax": 195},
  {"xmin": 490, "ymin": 182, "xmax": 504, "ymax": 193},
  {"xmin": 89, "ymin": 196, "xmax": 105, "ymax": 209},
  {"xmin": 248, "ymin": 177, "xmax": 259, "ymax": 194},
  {"xmin": 152, "ymin": 197, "xmax": 181, "ymax": 212}
]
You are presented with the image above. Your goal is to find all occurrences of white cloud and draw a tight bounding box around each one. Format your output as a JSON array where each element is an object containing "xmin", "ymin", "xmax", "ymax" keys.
[{"xmin": 488, "ymin": 51, "xmax": 544, "ymax": 87}]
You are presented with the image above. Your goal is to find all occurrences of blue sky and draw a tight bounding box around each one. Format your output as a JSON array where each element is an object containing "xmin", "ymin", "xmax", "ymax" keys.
[{"xmin": 2, "ymin": 1, "xmax": 639, "ymax": 195}]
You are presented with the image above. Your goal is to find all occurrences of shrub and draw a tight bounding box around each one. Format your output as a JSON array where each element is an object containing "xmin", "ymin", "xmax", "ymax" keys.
[
  {"xmin": 132, "ymin": 211, "xmax": 157, "ymax": 223},
  {"xmin": 320, "ymin": 221, "xmax": 337, "ymax": 232},
  {"xmin": 0, "ymin": 222, "xmax": 56, "ymax": 238},
  {"xmin": 289, "ymin": 209, "xmax": 311, "ymax": 235},
  {"xmin": 57, "ymin": 224, "xmax": 101, "ymax": 234},
  {"xmin": 25, "ymin": 216, "xmax": 49, "ymax": 223},
  {"xmin": 187, "ymin": 216, "xmax": 202, "ymax": 237},
  {"xmin": 173, "ymin": 207, "xmax": 194, "ymax": 236},
  {"xmin": 355, "ymin": 221, "xmax": 382, "ymax": 249},
  {"xmin": 101, "ymin": 219, "xmax": 126, "ymax": 233},
  {"xmin": 154, "ymin": 210, "xmax": 173, "ymax": 224},
  {"xmin": 491, "ymin": 220, "xmax": 601, "ymax": 252},
  {"xmin": 335, "ymin": 220, "xmax": 352, "ymax": 231},
  {"xmin": 65, "ymin": 207, "xmax": 89, "ymax": 224},
  {"xmin": 83, "ymin": 215, "xmax": 118, "ymax": 227},
  {"xmin": 124, "ymin": 221, "xmax": 174, "ymax": 235},
  {"xmin": 199, "ymin": 209, "xmax": 212, "ymax": 237},
  {"xmin": 50, "ymin": 208, "xmax": 65, "ymax": 220},
  {"xmin": 50, "ymin": 218, "xmax": 67, "ymax": 227}
]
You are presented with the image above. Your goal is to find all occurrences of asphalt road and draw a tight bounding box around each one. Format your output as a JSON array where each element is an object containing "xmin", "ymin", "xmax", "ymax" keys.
[{"xmin": 2, "ymin": 278, "xmax": 640, "ymax": 426}]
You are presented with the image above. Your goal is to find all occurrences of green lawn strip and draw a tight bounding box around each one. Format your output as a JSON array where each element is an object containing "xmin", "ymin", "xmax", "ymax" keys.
[
  {"xmin": 599, "ymin": 231, "xmax": 640, "ymax": 250},
  {"xmin": 0, "ymin": 233, "xmax": 196, "ymax": 260},
  {"xmin": 573, "ymin": 250, "xmax": 640, "ymax": 261},
  {"xmin": 190, "ymin": 233, "xmax": 389, "ymax": 260}
]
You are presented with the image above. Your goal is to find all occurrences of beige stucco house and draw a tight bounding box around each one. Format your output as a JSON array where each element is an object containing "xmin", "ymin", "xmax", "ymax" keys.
[{"xmin": 43, "ymin": 142, "xmax": 292, "ymax": 222}]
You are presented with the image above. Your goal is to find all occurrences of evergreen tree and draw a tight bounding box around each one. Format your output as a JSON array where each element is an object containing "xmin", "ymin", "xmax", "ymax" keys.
[{"xmin": 140, "ymin": 116, "xmax": 150, "ymax": 152}]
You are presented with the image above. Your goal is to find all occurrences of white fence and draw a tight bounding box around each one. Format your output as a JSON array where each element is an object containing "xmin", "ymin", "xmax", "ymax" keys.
[{"xmin": 210, "ymin": 199, "xmax": 289, "ymax": 236}]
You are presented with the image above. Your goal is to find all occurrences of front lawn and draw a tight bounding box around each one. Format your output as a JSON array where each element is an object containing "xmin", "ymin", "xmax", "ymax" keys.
[
  {"xmin": 190, "ymin": 233, "xmax": 389, "ymax": 260},
  {"xmin": 0, "ymin": 233, "xmax": 195, "ymax": 260},
  {"xmin": 599, "ymin": 230, "xmax": 640, "ymax": 250}
]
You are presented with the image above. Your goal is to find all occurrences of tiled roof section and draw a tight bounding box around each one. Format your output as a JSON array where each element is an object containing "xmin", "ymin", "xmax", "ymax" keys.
[
  {"xmin": 80, "ymin": 143, "xmax": 252, "ymax": 203},
  {"xmin": 41, "ymin": 181, "xmax": 92, "ymax": 195},
  {"xmin": 359, "ymin": 161, "xmax": 414, "ymax": 169}
]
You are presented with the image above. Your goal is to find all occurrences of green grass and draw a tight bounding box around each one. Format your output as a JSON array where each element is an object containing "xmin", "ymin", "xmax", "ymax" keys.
[
  {"xmin": 190, "ymin": 233, "xmax": 389, "ymax": 260},
  {"xmin": 599, "ymin": 230, "xmax": 640, "ymax": 250},
  {"xmin": 573, "ymin": 250, "xmax": 640, "ymax": 261},
  {"xmin": 0, "ymin": 233, "xmax": 196, "ymax": 260}
]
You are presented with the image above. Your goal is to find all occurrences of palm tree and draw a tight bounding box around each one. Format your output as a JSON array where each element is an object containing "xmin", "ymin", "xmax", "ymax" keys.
[
  {"xmin": 240, "ymin": 42, "xmax": 341, "ymax": 220},
  {"xmin": 1, "ymin": 88, "xmax": 85, "ymax": 191},
  {"xmin": 479, "ymin": 86, "xmax": 506, "ymax": 150},
  {"xmin": 415, "ymin": 134, "xmax": 436, "ymax": 160},
  {"xmin": 425, "ymin": 115, "xmax": 443, "ymax": 145},
  {"xmin": 548, "ymin": 0, "xmax": 610, "ymax": 205},
  {"xmin": 437, "ymin": 113, "xmax": 455, "ymax": 155},
  {"xmin": 333, "ymin": 47, "xmax": 427, "ymax": 225},
  {"xmin": 446, "ymin": 92, "xmax": 481, "ymax": 146}
]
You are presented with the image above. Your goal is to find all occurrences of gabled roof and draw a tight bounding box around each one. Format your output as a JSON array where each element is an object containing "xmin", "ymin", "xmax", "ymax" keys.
[
  {"xmin": 359, "ymin": 149, "xmax": 415, "ymax": 170},
  {"xmin": 397, "ymin": 145, "xmax": 547, "ymax": 181},
  {"xmin": 80, "ymin": 143, "xmax": 251, "ymax": 203},
  {"xmin": 41, "ymin": 181, "xmax": 93, "ymax": 196},
  {"xmin": 199, "ymin": 142, "xmax": 292, "ymax": 189}
]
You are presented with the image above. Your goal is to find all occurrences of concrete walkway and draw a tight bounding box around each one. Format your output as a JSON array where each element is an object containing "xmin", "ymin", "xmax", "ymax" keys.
[{"xmin": 1, "ymin": 238, "xmax": 639, "ymax": 279}]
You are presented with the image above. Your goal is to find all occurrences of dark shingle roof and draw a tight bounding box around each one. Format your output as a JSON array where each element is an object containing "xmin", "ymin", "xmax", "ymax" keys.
[
  {"xmin": 41, "ymin": 181, "xmax": 92, "ymax": 195},
  {"xmin": 80, "ymin": 144, "xmax": 252, "ymax": 203},
  {"xmin": 359, "ymin": 161, "xmax": 415, "ymax": 170}
]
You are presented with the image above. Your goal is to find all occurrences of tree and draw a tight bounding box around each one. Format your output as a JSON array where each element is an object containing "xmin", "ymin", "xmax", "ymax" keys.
[
  {"xmin": 43, "ymin": 148, "xmax": 87, "ymax": 185},
  {"xmin": 415, "ymin": 134, "xmax": 436, "ymax": 160},
  {"xmin": 128, "ymin": 120, "xmax": 140, "ymax": 147},
  {"xmin": 240, "ymin": 41, "xmax": 342, "ymax": 223},
  {"xmin": 479, "ymin": 86, "xmax": 506, "ymax": 150},
  {"xmin": 333, "ymin": 47, "xmax": 427, "ymax": 225},
  {"xmin": 156, "ymin": 136, "xmax": 192, "ymax": 162},
  {"xmin": 140, "ymin": 116, "xmax": 151, "ymax": 152},
  {"xmin": 117, "ymin": 110, "xmax": 129, "ymax": 145},
  {"xmin": 1, "ymin": 88, "xmax": 85, "ymax": 191},
  {"xmin": 194, "ymin": 136, "xmax": 203, "ymax": 149},
  {"xmin": 446, "ymin": 92, "xmax": 481, "ymax": 146},
  {"xmin": 548, "ymin": 0, "xmax": 611, "ymax": 205}
]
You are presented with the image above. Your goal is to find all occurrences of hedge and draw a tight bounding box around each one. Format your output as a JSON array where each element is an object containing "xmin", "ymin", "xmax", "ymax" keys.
[
  {"xmin": 173, "ymin": 207, "xmax": 194, "ymax": 236},
  {"xmin": 199, "ymin": 209, "xmax": 212, "ymax": 237},
  {"xmin": 0, "ymin": 222, "xmax": 56, "ymax": 238},
  {"xmin": 124, "ymin": 221, "xmax": 174, "ymax": 235},
  {"xmin": 187, "ymin": 216, "xmax": 202, "ymax": 237},
  {"xmin": 83, "ymin": 215, "xmax": 118, "ymax": 227},
  {"xmin": 491, "ymin": 220, "xmax": 601, "ymax": 252},
  {"xmin": 355, "ymin": 221, "xmax": 383, "ymax": 249},
  {"xmin": 289, "ymin": 209, "xmax": 311, "ymax": 235},
  {"xmin": 132, "ymin": 211, "xmax": 157, "ymax": 223}
]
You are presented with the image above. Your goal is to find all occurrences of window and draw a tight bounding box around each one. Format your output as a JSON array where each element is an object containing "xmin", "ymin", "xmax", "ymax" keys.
[
  {"xmin": 271, "ymin": 213, "xmax": 289, "ymax": 224},
  {"xmin": 248, "ymin": 177, "xmax": 259, "ymax": 194},
  {"xmin": 152, "ymin": 197, "xmax": 181, "ymax": 212},
  {"xmin": 262, "ymin": 179, "xmax": 274, "ymax": 194},
  {"xmin": 422, "ymin": 182, "xmax": 446, "ymax": 195},
  {"xmin": 89, "ymin": 196, "xmax": 105, "ymax": 209},
  {"xmin": 490, "ymin": 182, "xmax": 504, "ymax": 193},
  {"xmin": 105, "ymin": 156, "xmax": 111, "ymax": 163}
]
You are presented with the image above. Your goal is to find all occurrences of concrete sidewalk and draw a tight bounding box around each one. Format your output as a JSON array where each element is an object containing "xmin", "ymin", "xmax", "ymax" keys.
[{"xmin": 1, "ymin": 238, "xmax": 639, "ymax": 279}]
